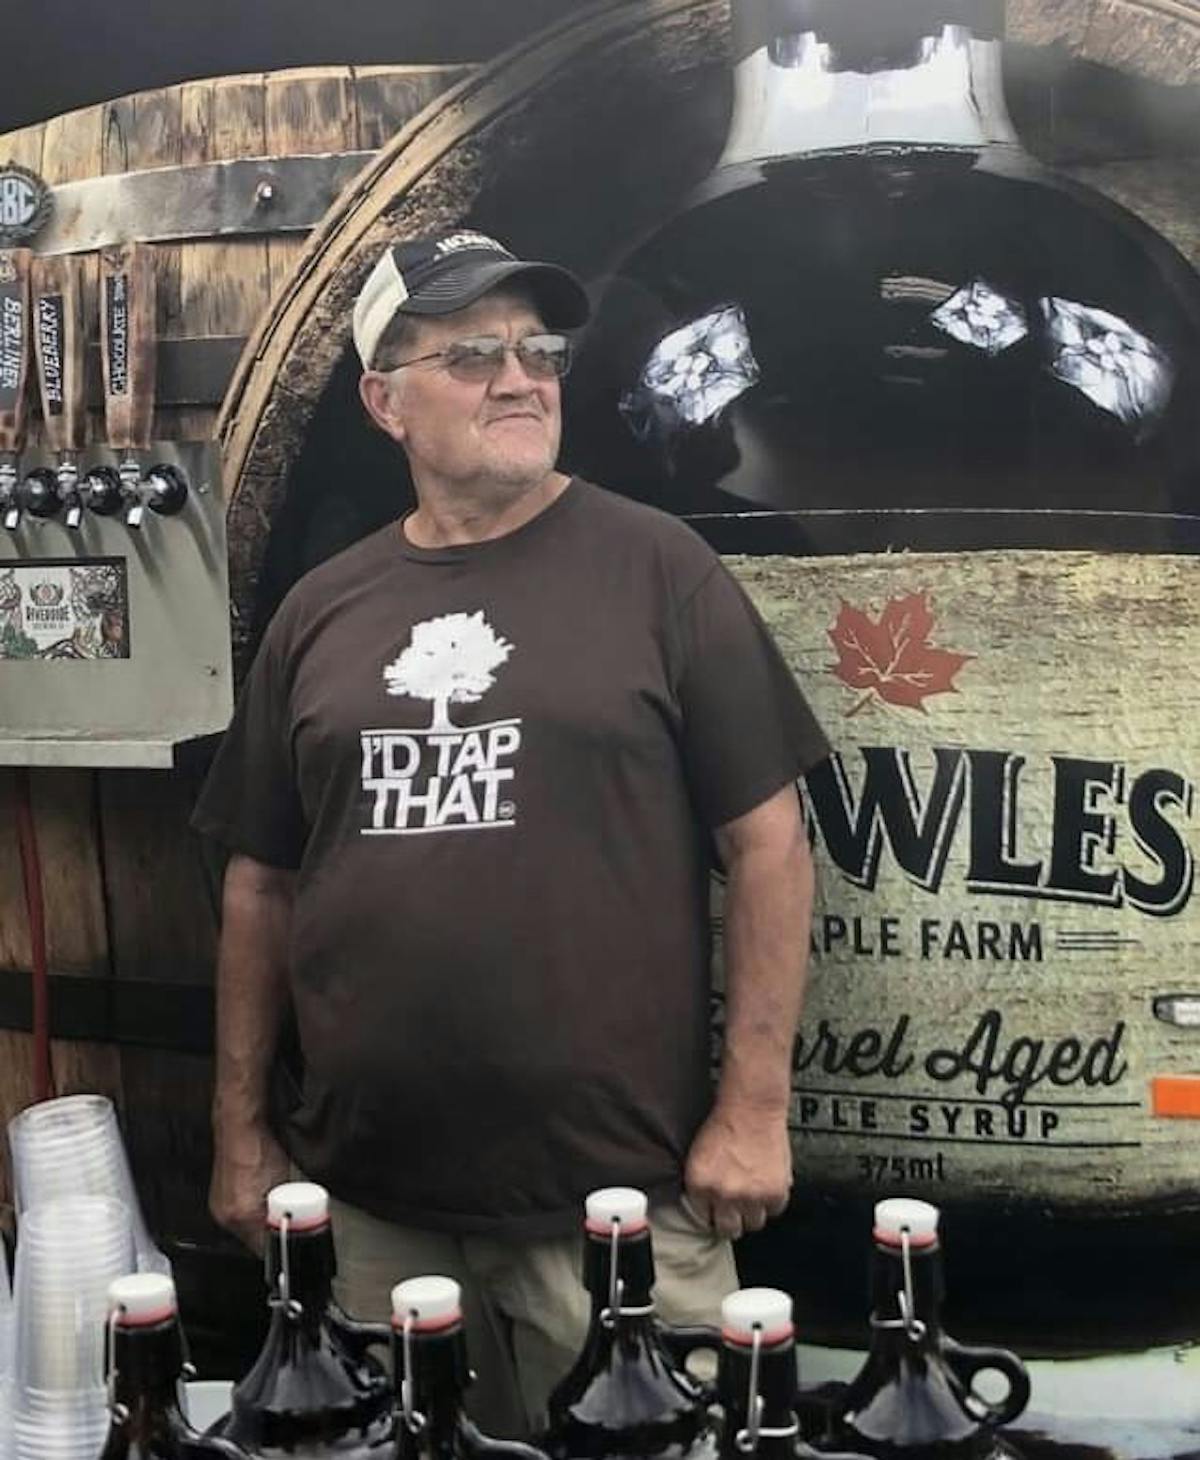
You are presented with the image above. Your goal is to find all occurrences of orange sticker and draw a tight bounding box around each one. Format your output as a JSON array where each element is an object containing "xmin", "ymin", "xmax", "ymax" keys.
[{"xmin": 1151, "ymin": 1077, "xmax": 1200, "ymax": 1118}]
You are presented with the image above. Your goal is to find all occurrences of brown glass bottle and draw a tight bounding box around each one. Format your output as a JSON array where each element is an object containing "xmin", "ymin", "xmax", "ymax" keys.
[
  {"xmin": 543, "ymin": 1187, "xmax": 720, "ymax": 1460},
  {"xmin": 220, "ymin": 1181, "xmax": 392, "ymax": 1458},
  {"xmin": 837, "ymin": 1201, "xmax": 1028, "ymax": 1459},
  {"xmin": 99, "ymin": 1273, "xmax": 247, "ymax": 1460},
  {"xmin": 716, "ymin": 1288, "xmax": 872, "ymax": 1460},
  {"xmin": 390, "ymin": 1275, "xmax": 549, "ymax": 1460}
]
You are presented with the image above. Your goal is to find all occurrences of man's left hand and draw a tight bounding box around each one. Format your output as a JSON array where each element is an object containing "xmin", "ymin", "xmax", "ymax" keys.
[{"xmin": 684, "ymin": 1103, "xmax": 793, "ymax": 1239}]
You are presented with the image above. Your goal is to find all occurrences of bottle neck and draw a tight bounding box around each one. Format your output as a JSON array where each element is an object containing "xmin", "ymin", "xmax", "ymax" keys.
[
  {"xmin": 717, "ymin": 1338, "xmax": 799, "ymax": 1460},
  {"xmin": 392, "ymin": 1325, "xmax": 473, "ymax": 1449},
  {"xmin": 867, "ymin": 1240, "xmax": 946, "ymax": 1359},
  {"xmin": 109, "ymin": 1319, "xmax": 186, "ymax": 1426},
  {"xmin": 265, "ymin": 1221, "xmax": 335, "ymax": 1336},
  {"xmin": 583, "ymin": 1228, "xmax": 657, "ymax": 1332},
  {"xmin": 721, "ymin": 0, "xmax": 1016, "ymax": 168}
]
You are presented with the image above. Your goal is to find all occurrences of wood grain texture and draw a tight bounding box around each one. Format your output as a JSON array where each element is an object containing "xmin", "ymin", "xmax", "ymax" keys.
[{"xmin": 40, "ymin": 102, "xmax": 104, "ymax": 445}]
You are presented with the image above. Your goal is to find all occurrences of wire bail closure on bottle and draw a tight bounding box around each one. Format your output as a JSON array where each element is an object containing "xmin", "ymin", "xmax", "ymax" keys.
[
  {"xmin": 400, "ymin": 1313, "xmax": 428, "ymax": 1435},
  {"xmin": 105, "ymin": 1305, "xmax": 130, "ymax": 1425},
  {"xmin": 733, "ymin": 1323, "xmax": 800, "ymax": 1454},
  {"xmin": 869, "ymin": 1225, "xmax": 927, "ymax": 1344},
  {"xmin": 268, "ymin": 1210, "xmax": 304, "ymax": 1320},
  {"xmin": 599, "ymin": 1214, "xmax": 656, "ymax": 1330}
]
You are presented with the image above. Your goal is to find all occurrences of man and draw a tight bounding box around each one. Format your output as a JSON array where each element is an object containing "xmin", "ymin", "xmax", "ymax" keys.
[{"xmin": 193, "ymin": 230, "xmax": 828, "ymax": 1435}]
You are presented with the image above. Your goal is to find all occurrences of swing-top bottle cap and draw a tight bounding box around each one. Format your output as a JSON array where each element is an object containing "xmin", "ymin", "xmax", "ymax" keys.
[
  {"xmin": 585, "ymin": 1187, "xmax": 649, "ymax": 1235},
  {"xmin": 267, "ymin": 1181, "xmax": 330, "ymax": 1231},
  {"xmin": 108, "ymin": 1273, "xmax": 178, "ymax": 1327},
  {"xmin": 874, "ymin": 1198, "xmax": 940, "ymax": 1249},
  {"xmin": 721, "ymin": 1287, "xmax": 794, "ymax": 1346},
  {"xmin": 391, "ymin": 1276, "xmax": 463, "ymax": 1332}
]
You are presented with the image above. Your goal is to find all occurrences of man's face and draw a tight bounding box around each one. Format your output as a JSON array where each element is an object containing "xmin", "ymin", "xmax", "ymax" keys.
[{"xmin": 363, "ymin": 288, "xmax": 562, "ymax": 493}]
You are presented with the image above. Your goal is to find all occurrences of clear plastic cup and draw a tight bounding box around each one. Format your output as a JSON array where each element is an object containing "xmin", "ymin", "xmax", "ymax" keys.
[
  {"xmin": 12, "ymin": 1393, "xmax": 109, "ymax": 1460},
  {"xmin": 7, "ymin": 1095, "xmax": 169, "ymax": 1277},
  {"xmin": 13, "ymin": 1198, "xmax": 134, "ymax": 1397}
]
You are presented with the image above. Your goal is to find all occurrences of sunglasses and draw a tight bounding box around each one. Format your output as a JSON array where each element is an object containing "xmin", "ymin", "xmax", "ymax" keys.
[{"xmin": 387, "ymin": 332, "xmax": 573, "ymax": 383}]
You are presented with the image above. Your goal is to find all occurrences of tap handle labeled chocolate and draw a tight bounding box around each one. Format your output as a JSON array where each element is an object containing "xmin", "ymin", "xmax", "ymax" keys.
[
  {"xmin": 0, "ymin": 246, "xmax": 32, "ymax": 457},
  {"xmin": 32, "ymin": 253, "xmax": 87, "ymax": 456},
  {"xmin": 100, "ymin": 242, "xmax": 156, "ymax": 452}
]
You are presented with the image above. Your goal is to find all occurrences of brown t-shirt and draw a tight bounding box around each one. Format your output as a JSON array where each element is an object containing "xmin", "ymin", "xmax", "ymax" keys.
[{"xmin": 193, "ymin": 480, "xmax": 828, "ymax": 1237}]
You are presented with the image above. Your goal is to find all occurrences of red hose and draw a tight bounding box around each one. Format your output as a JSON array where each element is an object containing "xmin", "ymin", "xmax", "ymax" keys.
[{"xmin": 14, "ymin": 769, "xmax": 53, "ymax": 1103}]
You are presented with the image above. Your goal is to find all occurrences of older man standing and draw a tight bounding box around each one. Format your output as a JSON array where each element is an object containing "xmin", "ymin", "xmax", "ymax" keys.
[{"xmin": 193, "ymin": 230, "xmax": 828, "ymax": 1435}]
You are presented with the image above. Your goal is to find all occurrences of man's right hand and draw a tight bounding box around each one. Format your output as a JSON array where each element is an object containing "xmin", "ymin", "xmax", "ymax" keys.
[{"xmin": 210, "ymin": 1119, "xmax": 291, "ymax": 1253}]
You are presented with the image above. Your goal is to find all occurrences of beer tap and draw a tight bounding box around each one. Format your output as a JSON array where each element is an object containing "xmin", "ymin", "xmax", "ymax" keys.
[
  {"xmin": 31, "ymin": 254, "xmax": 87, "ymax": 528},
  {"xmin": 0, "ymin": 244, "xmax": 32, "ymax": 532},
  {"xmin": 100, "ymin": 242, "xmax": 164, "ymax": 529}
]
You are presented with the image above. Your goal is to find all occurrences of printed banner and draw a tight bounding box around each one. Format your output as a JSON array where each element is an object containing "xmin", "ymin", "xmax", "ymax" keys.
[
  {"xmin": 0, "ymin": 559, "xmax": 129, "ymax": 660},
  {"xmin": 726, "ymin": 550, "xmax": 1200, "ymax": 1211}
]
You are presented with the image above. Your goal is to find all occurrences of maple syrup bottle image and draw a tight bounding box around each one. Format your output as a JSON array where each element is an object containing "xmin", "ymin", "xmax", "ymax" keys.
[
  {"xmin": 715, "ymin": 1288, "xmax": 872, "ymax": 1460},
  {"xmin": 564, "ymin": 0, "xmax": 1200, "ymax": 540},
  {"xmin": 563, "ymin": 0, "xmax": 1200, "ymax": 1358},
  {"xmin": 219, "ymin": 1181, "xmax": 393, "ymax": 1458},
  {"xmin": 543, "ymin": 1188, "xmax": 721, "ymax": 1460},
  {"xmin": 99, "ymin": 1273, "xmax": 247, "ymax": 1460},
  {"xmin": 837, "ymin": 1201, "xmax": 1028, "ymax": 1459},
  {"xmin": 390, "ymin": 1276, "xmax": 549, "ymax": 1460}
]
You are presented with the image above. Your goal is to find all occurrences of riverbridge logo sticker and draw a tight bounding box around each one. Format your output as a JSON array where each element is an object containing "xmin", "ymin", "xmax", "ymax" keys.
[
  {"xmin": 358, "ymin": 611, "xmax": 521, "ymax": 837},
  {"xmin": 828, "ymin": 590, "xmax": 972, "ymax": 715}
]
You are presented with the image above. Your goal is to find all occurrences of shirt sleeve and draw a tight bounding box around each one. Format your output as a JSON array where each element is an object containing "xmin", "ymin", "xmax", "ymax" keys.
[
  {"xmin": 190, "ymin": 614, "xmax": 308, "ymax": 870},
  {"xmin": 673, "ymin": 561, "xmax": 830, "ymax": 829}
]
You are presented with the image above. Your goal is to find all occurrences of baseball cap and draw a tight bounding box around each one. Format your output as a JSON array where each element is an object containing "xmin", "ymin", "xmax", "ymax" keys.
[{"xmin": 353, "ymin": 229, "xmax": 591, "ymax": 368}]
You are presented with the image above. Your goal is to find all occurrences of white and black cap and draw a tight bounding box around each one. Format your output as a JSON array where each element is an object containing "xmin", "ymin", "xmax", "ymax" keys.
[{"xmin": 353, "ymin": 229, "xmax": 590, "ymax": 369}]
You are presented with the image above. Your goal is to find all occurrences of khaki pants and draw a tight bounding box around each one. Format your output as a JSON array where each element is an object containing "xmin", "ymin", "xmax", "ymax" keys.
[{"xmin": 327, "ymin": 1193, "xmax": 738, "ymax": 1440}]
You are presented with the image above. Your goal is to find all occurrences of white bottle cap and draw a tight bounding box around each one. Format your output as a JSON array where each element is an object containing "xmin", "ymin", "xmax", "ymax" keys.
[
  {"xmin": 267, "ymin": 1182, "xmax": 330, "ymax": 1232},
  {"xmin": 721, "ymin": 1287, "xmax": 794, "ymax": 1346},
  {"xmin": 391, "ymin": 1276, "xmax": 463, "ymax": 1332},
  {"xmin": 108, "ymin": 1273, "xmax": 177, "ymax": 1327},
  {"xmin": 873, "ymin": 1198, "xmax": 940, "ymax": 1249},
  {"xmin": 584, "ymin": 1187, "xmax": 649, "ymax": 1235}
]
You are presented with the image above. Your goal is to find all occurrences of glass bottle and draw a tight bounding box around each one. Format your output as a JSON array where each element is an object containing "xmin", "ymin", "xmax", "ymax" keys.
[
  {"xmin": 390, "ymin": 1275, "xmax": 548, "ymax": 1460},
  {"xmin": 837, "ymin": 1200, "xmax": 1028, "ymax": 1457},
  {"xmin": 564, "ymin": 0, "xmax": 1200, "ymax": 548},
  {"xmin": 716, "ymin": 1287, "xmax": 872, "ymax": 1460},
  {"xmin": 220, "ymin": 1181, "xmax": 393, "ymax": 1457},
  {"xmin": 543, "ymin": 1187, "xmax": 721, "ymax": 1460},
  {"xmin": 99, "ymin": 1273, "xmax": 246, "ymax": 1460}
]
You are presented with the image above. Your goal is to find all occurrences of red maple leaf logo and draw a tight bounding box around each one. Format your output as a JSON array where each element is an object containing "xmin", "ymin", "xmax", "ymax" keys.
[{"xmin": 828, "ymin": 591, "xmax": 972, "ymax": 715}]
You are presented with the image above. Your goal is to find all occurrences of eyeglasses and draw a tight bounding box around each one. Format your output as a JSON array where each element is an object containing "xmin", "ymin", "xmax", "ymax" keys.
[{"xmin": 385, "ymin": 332, "xmax": 572, "ymax": 383}]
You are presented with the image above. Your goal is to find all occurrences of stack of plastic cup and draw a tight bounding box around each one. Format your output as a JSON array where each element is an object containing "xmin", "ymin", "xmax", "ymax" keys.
[
  {"xmin": 1, "ymin": 1247, "xmax": 13, "ymax": 1460},
  {"xmin": 11, "ymin": 1196, "xmax": 133, "ymax": 1460},
  {"xmin": 7, "ymin": 1095, "xmax": 168, "ymax": 1276}
]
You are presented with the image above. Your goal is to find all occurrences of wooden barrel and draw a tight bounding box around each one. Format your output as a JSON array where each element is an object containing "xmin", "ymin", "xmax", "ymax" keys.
[
  {"xmin": 0, "ymin": 60, "xmax": 469, "ymax": 1370},
  {"xmin": 211, "ymin": 0, "xmax": 1200, "ymax": 1355}
]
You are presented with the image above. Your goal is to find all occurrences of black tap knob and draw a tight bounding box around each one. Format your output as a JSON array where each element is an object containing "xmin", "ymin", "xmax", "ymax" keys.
[
  {"xmin": 145, "ymin": 462, "xmax": 189, "ymax": 516},
  {"xmin": 22, "ymin": 467, "xmax": 63, "ymax": 519},
  {"xmin": 0, "ymin": 458, "xmax": 20, "ymax": 530},
  {"xmin": 82, "ymin": 464, "xmax": 123, "ymax": 517}
]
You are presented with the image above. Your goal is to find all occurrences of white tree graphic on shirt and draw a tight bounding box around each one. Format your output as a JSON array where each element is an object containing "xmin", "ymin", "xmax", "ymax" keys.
[{"xmin": 383, "ymin": 611, "xmax": 514, "ymax": 730}]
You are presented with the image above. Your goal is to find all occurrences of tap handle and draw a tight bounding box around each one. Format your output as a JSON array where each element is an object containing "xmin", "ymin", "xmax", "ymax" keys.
[
  {"xmin": 32, "ymin": 254, "xmax": 87, "ymax": 456},
  {"xmin": 0, "ymin": 247, "xmax": 33, "ymax": 462},
  {"xmin": 100, "ymin": 243, "xmax": 156, "ymax": 454}
]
